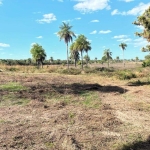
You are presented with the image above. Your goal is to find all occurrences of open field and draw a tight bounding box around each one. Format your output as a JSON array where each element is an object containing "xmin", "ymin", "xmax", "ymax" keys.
[{"xmin": 0, "ymin": 63, "xmax": 150, "ymax": 150}]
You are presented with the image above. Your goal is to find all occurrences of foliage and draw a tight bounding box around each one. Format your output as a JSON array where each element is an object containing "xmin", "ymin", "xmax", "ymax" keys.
[
  {"xmin": 30, "ymin": 43, "xmax": 47, "ymax": 68},
  {"xmin": 119, "ymin": 43, "xmax": 127, "ymax": 67},
  {"xmin": 133, "ymin": 6, "xmax": 150, "ymax": 51},
  {"xmin": 56, "ymin": 67, "xmax": 81, "ymax": 75},
  {"xmin": 70, "ymin": 42, "xmax": 80, "ymax": 67},
  {"xmin": 115, "ymin": 70, "xmax": 136, "ymax": 80},
  {"xmin": 142, "ymin": 59, "xmax": 150, "ymax": 67},
  {"xmin": 84, "ymin": 55, "xmax": 90, "ymax": 65},
  {"xmin": 74, "ymin": 34, "xmax": 91, "ymax": 70},
  {"xmin": 0, "ymin": 82, "xmax": 28, "ymax": 92},
  {"xmin": 103, "ymin": 49, "xmax": 112, "ymax": 68},
  {"xmin": 57, "ymin": 22, "xmax": 76, "ymax": 69}
]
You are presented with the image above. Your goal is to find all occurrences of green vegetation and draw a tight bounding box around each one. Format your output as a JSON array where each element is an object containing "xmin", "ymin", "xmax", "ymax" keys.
[
  {"xmin": 133, "ymin": 6, "xmax": 150, "ymax": 51},
  {"xmin": 57, "ymin": 22, "xmax": 76, "ymax": 70},
  {"xmin": 0, "ymin": 94, "xmax": 30, "ymax": 107},
  {"xmin": 30, "ymin": 43, "xmax": 47, "ymax": 69},
  {"xmin": 103, "ymin": 49, "xmax": 112, "ymax": 68},
  {"xmin": 0, "ymin": 82, "xmax": 28, "ymax": 92},
  {"xmin": 119, "ymin": 43, "xmax": 127, "ymax": 67}
]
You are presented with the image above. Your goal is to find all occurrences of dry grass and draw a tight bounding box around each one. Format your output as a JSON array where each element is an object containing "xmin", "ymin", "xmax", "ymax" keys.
[{"xmin": 0, "ymin": 63, "xmax": 150, "ymax": 150}]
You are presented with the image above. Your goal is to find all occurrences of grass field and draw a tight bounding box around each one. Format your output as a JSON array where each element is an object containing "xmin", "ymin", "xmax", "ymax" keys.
[{"xmin": 0, "ymin": 62, "xmax": 150, "ymax": 150}]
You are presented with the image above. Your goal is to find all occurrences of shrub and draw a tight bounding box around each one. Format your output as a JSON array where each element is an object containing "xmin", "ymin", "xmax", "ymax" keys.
[
  {"xmin": 57, "ymin": 68, "xmax": 81, "ymax": 75},
  {"xmin": 116, "ymin": 70, "xmax": 136, "ymax": 80},
  {"xmin": 142, "ymin": 59, "xmax": 150, "ymax": 67}
]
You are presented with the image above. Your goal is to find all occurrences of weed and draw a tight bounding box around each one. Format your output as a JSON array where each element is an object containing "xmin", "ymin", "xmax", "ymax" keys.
[
  {"xmin": 0, "ymin": 94, "xmax": 30, "ymax": 106},
  {"xmin": 0, "ymin": 82, "xmax": 28, "ymax": 92},
  {"xmin": 80, "ymin": 91, "xmax": 102, "ymax": 108}
]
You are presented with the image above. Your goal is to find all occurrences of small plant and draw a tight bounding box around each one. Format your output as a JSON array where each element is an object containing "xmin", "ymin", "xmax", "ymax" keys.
[{"xmin": 0, "ymin": 82, "xmax": 28, "ymax": 92}]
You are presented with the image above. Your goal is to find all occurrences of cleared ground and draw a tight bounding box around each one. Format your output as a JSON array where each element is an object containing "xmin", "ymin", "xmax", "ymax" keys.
[{"xmin": 0, "ymin": 64, "xmax": 150, "ymax": 150}]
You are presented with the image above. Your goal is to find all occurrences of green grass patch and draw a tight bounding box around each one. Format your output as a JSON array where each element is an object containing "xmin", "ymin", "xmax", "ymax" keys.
[
  {"xmin": 79, "ymin": 91, "xmax": 101, "ymax": 108},
  {"xmin": 115, "ymin": 70, "xmax": 136, "ymax": 80},
  {"xmin": 0, "ymin": 82, "xmax": 28, "ymax": 92},
  {"xmin": 0, "ymin": 94, "xmax": 30, "ymax": 106}
]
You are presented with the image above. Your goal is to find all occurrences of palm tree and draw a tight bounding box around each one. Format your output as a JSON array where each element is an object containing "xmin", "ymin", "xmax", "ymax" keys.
[
  {"xmin": 103, "ymin": 49, "xmax": 112, "ymax": 68},
  {"xmin": 119, "ymin": 43, "xmax": 127, "ymax": 67},
  {"xmin": 84, "ymin": 41, "xmax": 91, "ymax": 57},
  {"xmin": 75, "ymin": 34, "xmax": 91, "ymax": 70},
  {"xmin": 70, "ymin": 42, "xmax": 80, "ymax": 67},
  {"xmin": 84, "ymin": 55, "xmax": 90, "ymax": 66},
  {"xmin": 30, "ymin": 43, "xmax": 47, "ymax": 69},
  {"xmin": 57, "ymin": 22, "xmax": 76, "ymax": 69},
  {"xmin": 49, "ymin": 56, "xmax": 54, "ymax": 64}
]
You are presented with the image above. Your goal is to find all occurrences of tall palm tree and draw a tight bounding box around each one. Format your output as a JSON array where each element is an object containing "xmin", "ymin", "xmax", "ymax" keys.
[
  {"xmin": 70, "ymin": 42, "xmax": 80, "ymax": 67},
  {"xmin": 84, "ymin": 41, "xmax": 91, "ymax": 56},
  {"xmin": 119, "ymin": 43, "xmax": 127, "ymax": 67},
  {"xmin": 75, "ymin": 34, "xmax": 91, "ymax": 70},
  {"xmin": 103, "ymin": 49, "xmax": 112, "ymax": 68},
  {"xmin": 57, "ymin": 22, "xmax": 76, "ymax": 69}
]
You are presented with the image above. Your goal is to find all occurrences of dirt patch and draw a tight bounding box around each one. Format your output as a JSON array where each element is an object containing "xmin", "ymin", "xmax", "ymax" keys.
[{"xmin": 0, "ymin": 72, "xmax": 150, "ymax": 149}]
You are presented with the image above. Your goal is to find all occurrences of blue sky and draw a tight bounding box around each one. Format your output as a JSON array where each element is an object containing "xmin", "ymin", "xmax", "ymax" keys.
[{"xmin": 0, "ymin": 0, "xmax": 150, "ymax": 60}]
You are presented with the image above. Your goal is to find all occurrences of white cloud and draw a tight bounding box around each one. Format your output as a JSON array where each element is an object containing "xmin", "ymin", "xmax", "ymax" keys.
[
  {"xmin": 91, "ymin": 20, "xmax": 99, "ymax": 22},
  {"xmin": 75, "ymin": 17, "xmax": 81, "ymax": 20},
  {"xmin": 90, "ymin": 30, "xmax": 97, "ymax": 34},
  {"xmin": 111, "ymin": 2, "xmax": 150, "ymax": 16},
  {"xmin": 74, "ymin": 0, "xmax": 110, "ymax": 13},
  {"xmin": 136, "ymin": 26, "xmax": 144, "ymax": 30},
  {"xmin": 37, "ymin": 13, "xmax": 57, "ymax": 24},
  {"xmin": 119, "ymin": 0, "xmax": 134, "ymax": 2},
  {"xmin": 31, "ymin": 43, "xmax": 36, "ymax": 47},
  {"xmin": 36, "ymin": 36, "xmax": 43, "ymax": 39},
  {"xmin": 113, "ymin": 35, "xmax": 128, "ymax": 39},
  {"xmin": 133, "ymin": 38, "xmax": 148, "ymax": 48},
  {"xmin": 99, "ymin": 30, "xmax": 111, "ymax": 34},
  {"xmin": 0, "ymin": 43, "xmax": 10, "ymax": 47},
  {"xmin": 117, "ymin": 38, "xmax": 132, "ymax": 42},
  {"xmin": 58, "ymin": 0, "xmax": 63, "ymax": 2},
  {"xmin": 0, "ymin": 0, "xmax": 2, "ymax": 5}
]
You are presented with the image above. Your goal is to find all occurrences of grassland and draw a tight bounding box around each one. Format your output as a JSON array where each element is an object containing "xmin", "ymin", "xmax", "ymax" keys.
[{"xmin": 0, "ymin": 62, "xmax": 150, "ymax": 150}]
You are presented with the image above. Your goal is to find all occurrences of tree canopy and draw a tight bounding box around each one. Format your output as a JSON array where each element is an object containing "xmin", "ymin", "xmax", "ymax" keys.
[
  {"xmin": 133, "ymin": 6, "xmax": 150, "ymax": 51},
  {"xmin": 30, "ymin": 43, "xmax": 46, "ymax": 68},
  {"xmin": 57, "ymin": 22, "xmax": 76, "ymax": 69}
]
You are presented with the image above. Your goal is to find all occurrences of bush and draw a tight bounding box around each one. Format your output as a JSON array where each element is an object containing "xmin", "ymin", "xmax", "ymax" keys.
[
  {"xmin": 57, "ymin": 68, "xmax": 81, "ymax": 75},
  {"xmin": 142, "ymin": 59, "xmax": 150, "ymax": 67},
  {"xmin": 116, "ymin": 70, "xmax": 136, "ymax": 80}
]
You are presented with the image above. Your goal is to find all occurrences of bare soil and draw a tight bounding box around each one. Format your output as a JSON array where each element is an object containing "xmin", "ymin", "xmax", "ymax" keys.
[{"xmin": 0, "ymin": 72, "xmax": 150, "ymax": 150}]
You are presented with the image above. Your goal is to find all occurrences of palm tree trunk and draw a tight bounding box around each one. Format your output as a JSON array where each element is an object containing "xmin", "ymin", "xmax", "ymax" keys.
[
  {"xmin": 123, "ymin": 50, "xmax": 125, "ymax": 67},
  {"xmin": 74, "ymin": 59, "xmax": 76, "ymax": 67},
  {"xmin": 108, "ymin": 58, "xmax": 109, "ymax": 68},
  {"xmin": 81, "ymin": 51, "xmax": 83, "ymax": 70},
  {"xmin": 86, "ymin": 51, "xmax": 88, "ymax": 66},
  {"xmin": 66, "ymin": 43, "xmax": 69, "ymax": 70}
]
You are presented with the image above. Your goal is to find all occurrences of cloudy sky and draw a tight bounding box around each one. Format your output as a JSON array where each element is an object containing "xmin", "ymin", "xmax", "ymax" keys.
[{"xmin": 0, "ymin": 0, "xmax": 150, "ymax": 60}]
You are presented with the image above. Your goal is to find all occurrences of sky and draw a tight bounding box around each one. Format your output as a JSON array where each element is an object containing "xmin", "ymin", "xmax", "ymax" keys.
[{"xmin": 0, "ymin": 0, "xmax": 150, "ymax": 60}]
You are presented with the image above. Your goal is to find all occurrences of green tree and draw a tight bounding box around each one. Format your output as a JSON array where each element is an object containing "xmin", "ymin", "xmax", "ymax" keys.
[
  {"xmin": 49, "ymin": 56, "xmax": 54, "ymax": 64},
  {"xmin": 57, "ymin": 22, "xmax": 76, "ymax": 69},
  {"xmin": 95, "ymin": 57, "xmax": 97, "ymax": 63},
  {"xmin": 103, "ymin": 49, "xmax": 112, "ymax": 68},
  {"xmin": 133, "ymin": 6, "xmax": 150, "ymax": 52},
  {"xmin": 75, "ymin": 34, "xmax": 91, "ymax": 70},
  {"xmin": 70, "ymin": 42, "xmax": 80, "ymax": 67},
  {"xmin": 116, "ymin": 56, "xmax": 119, "ymax": 62},
  {"xmin": 84, "ymin": 55, "xmax": 90, "ymax": 66},
  {"xmin": 135, "ymin": 56, "xmax": 139, "ymax": 63},
  {"xmin": 119, "ymin": 43, "xmax": 127, "ymax": 67},
  {"xmin": 30, "ymin": 43, "xmax": 47, "ymax": 68}
]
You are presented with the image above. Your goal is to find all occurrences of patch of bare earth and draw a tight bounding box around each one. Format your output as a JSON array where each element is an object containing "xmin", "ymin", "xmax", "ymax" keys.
[{"xmin": 0, "ymin": 72, "xmax": 150, "ymax": 149}]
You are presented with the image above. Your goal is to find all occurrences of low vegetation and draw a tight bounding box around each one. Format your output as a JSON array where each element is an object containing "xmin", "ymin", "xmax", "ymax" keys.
[{"xmin": 0, "ymin": 62, "xmax": 150, "ymax": 149}]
